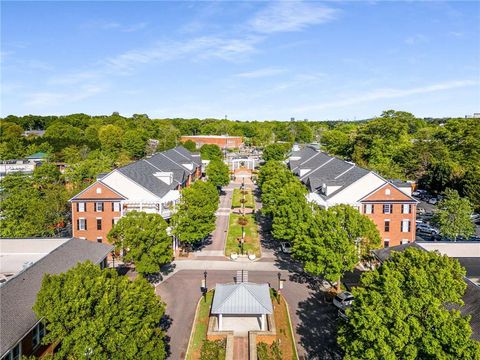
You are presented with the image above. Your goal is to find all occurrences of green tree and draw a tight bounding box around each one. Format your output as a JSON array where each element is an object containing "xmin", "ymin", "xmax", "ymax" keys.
[
  {"xmin": 338, "ymin": 248, "xmax": 480, "ymax": 359},
  {"xmin": 108, "ymin": 211, "xmax": 172, "ymax": 275},
  {"xmin": 173, "ymin": 181, "xmax": 219, "ymax": 246},
  {"xmin": 434, "ymin": 189, "xmax": 475, "ymax": 239},
  {"xmin": 122, "ymin": 129, "xmax": 147, "ymax": 159},
  {"xmin": 200, "ymin": 339, "xmax": 226, "ymax": 360},
  {"xmin": 98, "ymin": 124, "xmax": 123, "ymax": 153},
  {"xmin": 206, "ymin": 159, "xmax": 230, "ymax": 188},
  {"xmin": 271, "ymin": 181, "xmax": 311, "ymax": 243},
  {"xmin": 262, "ymin": 143, "xmax": 290, "ymax": 162},
  {"xmin": 200, "ymin": 144, "xmax": 223, "ymax": 160},
  {"xmin": 182, "ymin": 139, "xmax": 197, "ymax": 152},
  {"xmin": 33, "ymin": 262, "xmax": 167, "ymax": 360},
  {"xmin": 293, "ymin": 205, "xmax": 381, "ymax": 291}
]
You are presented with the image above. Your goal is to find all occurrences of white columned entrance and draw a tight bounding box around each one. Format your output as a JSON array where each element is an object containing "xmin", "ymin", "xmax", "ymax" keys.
[
  {"xmin": 260, "ymin": 314, "xmax": 265, "ymax": 331},
  {"xmin": 218, "ymin": 314, "xmax": 223, "ymax": 331}
]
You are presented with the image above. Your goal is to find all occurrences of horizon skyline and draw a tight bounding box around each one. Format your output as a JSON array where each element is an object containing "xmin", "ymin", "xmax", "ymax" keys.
[{"xmin": 1, "ymin": 1, "xmax": 479, "ymax": 120}]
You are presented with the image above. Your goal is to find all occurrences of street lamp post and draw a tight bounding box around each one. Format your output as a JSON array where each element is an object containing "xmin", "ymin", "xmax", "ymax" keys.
[{"xmin": 202, "ymin": 271, "xmax": 208, "ymax": 302}]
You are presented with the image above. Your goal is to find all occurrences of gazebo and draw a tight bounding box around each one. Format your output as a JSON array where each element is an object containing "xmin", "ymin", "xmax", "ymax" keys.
[{"xmin": 211, "ymin": 282, "xmax": 273, "ymax": 333}]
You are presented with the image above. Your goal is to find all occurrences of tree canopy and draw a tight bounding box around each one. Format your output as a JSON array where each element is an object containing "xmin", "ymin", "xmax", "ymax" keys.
[
  {"xmin": 433, "ymin": 188, "xmax": 475, "ymax": 239},
  {"xmin": 33, "ymin": 261, "xmax": 167, "ymax": 360},
  {"xmin": 172, "ymin": 181, "xmax": 219, "ymax": 245},
  {"xmin": 262, "ymin": 143, "xmax": 291, "ymax": 162},
  {"xmin": 182, "ymin": 139, "xmax": 197, "ymax": 152},
  {"xmin": 338, "ymin": 248, "xmax": 480, "ymax": 359},
  {"xmin": 292, "ymin": 205, "xmax": 381, "ymax": 290},
  {"xmin": 107, "ymin": 211, "xmax": 172, "ymax": 275},
  {"xmin": 206, "ymin": 159, "xmax": 230, "ymax": 188},
  {"xmin": 200, "ymin": 144, "xmax": 223, "ymax": 160}
]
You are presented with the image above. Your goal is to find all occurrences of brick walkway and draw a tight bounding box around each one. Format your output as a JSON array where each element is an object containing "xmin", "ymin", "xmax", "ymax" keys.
[{"xmin": 233, "ymin": 336, "xmax": 249, "ymax": 360}]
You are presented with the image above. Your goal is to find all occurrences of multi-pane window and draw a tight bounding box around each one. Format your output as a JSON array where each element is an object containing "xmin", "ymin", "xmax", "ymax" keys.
[
  {"xmin": 402, "ymin": 204, "xmax": 411, "ymax": 214},
  {"xmin": 32, "ymin": 322, "xmax": 46, "ymax": 348},
  {"xmin": 97, "ymin": 237, "xmax": 103, "ymax": 243},
  {"xmin": 383, "ymin": 204, "xmax": 392, "ymax": 214},
  {"xmin": 77, "ymin": 202, "xmax": 86, "ymax": 212},
  {"xmin": 384, "ymin": 239, "xmax": 390, "ymax": 248},
  {"xmin": 112, "ymin": 202, "xmax": 121, "ymax": 212},
  {"xmin": 3, "ymin": 342, "xmax": 21, "ymax": 360},
  {"xmin": 363, "ymin": 204, "xmax": 374, "ymax": 214},
  {"xmin": 384, "ymin": 220, "xmax": 390, "ymax": 232},
  {"xmin": 95, "ymin": 202, "xmax": 104, "ymax": 212},
  {"xmin": 401, "ymin": 220, "xmax": 411, "ymax": 232},
  {"xmin": 78, "ymin": 218, "xmax": 87, "ymax": 231},
  {"xmin": 96, "ymin": 218, "xmax": 102, "ymax": 230}
]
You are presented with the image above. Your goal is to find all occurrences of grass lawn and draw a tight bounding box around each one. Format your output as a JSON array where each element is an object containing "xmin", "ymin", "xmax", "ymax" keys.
[
  {"xmin": 225, "ymin": 213, "xmax": 261, "ymax": 257},
  {"xmin": 186, "ymin": 291, "xmax": 214, "ymax": 360},
  {"xmin": 272, "ymin": 294, "xmax": 298, "ymax": 360},
  {"xmin": 231, "ymin": 188, "xmax": 255, "ymax": 209}
]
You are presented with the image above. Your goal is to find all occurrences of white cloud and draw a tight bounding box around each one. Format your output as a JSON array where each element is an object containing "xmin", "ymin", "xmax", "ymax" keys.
[
  {"xmin": 25, "ymin": 84, "xmax": 105, "ymax": 107},
  {"xmin": 405, "ymin": 34, "xmax": 428, "ymax": 45},
  {"xmin": 81, "ymin": 20, "xmax": 148, "ymax": 33},
  {"xmin": 235, "ymin": 67, "xmax": 286, "ymax": 78},
  {"xmin": 249, "ymin": 1, "xmax": 338, "ymax": 34},
  {"xmin": 293, "ymin": 79, "xmax": 478, "ymax": 112},
  {"xmin": 102, "ymin": 36, "xmax": 261, "ymax": 72}
]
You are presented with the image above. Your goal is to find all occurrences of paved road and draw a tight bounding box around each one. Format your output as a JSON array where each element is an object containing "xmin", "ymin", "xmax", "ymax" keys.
[
  {"xmin": 156, "ymin": 181, "xmax": 342, "ymax": 359},
  {"xmin": 199, "ymin": 183, "xmax": 238, "ymax": 254}
]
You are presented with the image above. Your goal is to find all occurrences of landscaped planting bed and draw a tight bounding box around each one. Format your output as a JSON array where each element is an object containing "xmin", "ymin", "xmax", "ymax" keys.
[
  {"xmin": 187, "ymin": 291, "xmax": 223, "ymax": 360},
  {"xmin": 232, "ymin": 188, "xmax": 255, "ymax": 209},
  {"xmin": 224, "ymin": 213, "xmax": 261, "ymax": 257}
]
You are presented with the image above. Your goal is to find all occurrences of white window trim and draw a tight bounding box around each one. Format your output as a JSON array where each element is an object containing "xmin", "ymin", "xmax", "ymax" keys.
[
  {"xmin": 401, "ymin": 219, "xmax": 410, "ymax": 232},
  {"xmin": 79, "ymin": 218, "xmax": 86, "ymax": 231},
  {"xmin": 78, "ymin": 202, "xmax": 85, "ymax": 212},
  {"xmin": 113, "ymin": 202, "xmax": 120, "ymax": 212}
]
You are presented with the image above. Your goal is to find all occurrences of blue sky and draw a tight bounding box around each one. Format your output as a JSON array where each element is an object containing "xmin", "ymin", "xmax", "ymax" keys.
[{"xmin": 1, "ymin": 1, "xmax": 479, "ymax": 120}]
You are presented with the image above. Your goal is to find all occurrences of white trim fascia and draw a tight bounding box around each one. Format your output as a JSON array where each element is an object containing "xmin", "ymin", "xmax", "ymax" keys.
[
  {"xmin": 69, "ymin": 179, "xmax": 126, "ymax": 202},
  {"xmin": 327, "ymin": 171, "xmax": 384, "ymax": 203},
  {"xmin": 104, "ymin": 170, "xmax": 162, "ymax": 201}
]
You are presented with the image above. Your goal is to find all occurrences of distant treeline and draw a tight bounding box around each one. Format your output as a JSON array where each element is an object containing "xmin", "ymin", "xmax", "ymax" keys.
[{"xmin": 1, "ymin": 110, "xmax": 479, "ymax": 210}]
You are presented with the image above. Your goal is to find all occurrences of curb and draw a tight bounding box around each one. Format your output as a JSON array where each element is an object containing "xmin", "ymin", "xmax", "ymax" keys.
[{"xmin": 283, "ymin": 294, "xmax": 300, "ymax": 360}]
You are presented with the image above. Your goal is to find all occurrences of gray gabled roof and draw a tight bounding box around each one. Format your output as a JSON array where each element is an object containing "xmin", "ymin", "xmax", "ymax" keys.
[
  {"xmin": 211, "ymin": 283, "xmax": 273, "ymax": 315},
  {"xmin": 0, "ymin": 238, "xmax": 113, "ymax": 356},
  {"xmin": 115, "ymin": 146, "xmax": 199, "ymax": 198}
]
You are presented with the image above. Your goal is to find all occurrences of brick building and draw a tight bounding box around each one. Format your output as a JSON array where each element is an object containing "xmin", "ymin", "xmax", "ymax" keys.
[
  {"xmin": 70, "ymin": 146, "xmax": 201, "ymax": 243},
  {"xmin": 180, "ymin": 135, "xmax": 243, "ymax": 149},
  {"xmin": 0, "ymin": 238, "xmax": 112, "ymax": 359},
  {"xmin": 288, "ymin": 145, "xmax": 417, "ymax": 247}
]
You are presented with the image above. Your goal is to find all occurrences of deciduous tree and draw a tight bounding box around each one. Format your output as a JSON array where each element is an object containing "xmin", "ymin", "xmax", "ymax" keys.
[
  {"xmin": 434, "ymin": 188, "xmax": 475, "ymax": 239},
  {"xmin": 338, "ymin": 248, "xmax": 480, "ymax": 359},
  {"xmin": 33, "ymin": 262, "xmax": 167, "ymax": 360},
  {"xmin": 108, "ymin": 211, "xmax": 172, "ymax": 275},
  {"xmin": 206, "ymin": 159, "xmax": 230, "ymax": 188}
]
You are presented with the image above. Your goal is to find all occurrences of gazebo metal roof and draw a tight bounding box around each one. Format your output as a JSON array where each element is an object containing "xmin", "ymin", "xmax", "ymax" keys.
[{"xmin": 211, "ymin": 282, "xmax": 273, "ymax": 315}]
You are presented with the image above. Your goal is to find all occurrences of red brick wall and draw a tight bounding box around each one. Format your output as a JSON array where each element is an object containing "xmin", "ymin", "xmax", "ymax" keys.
[
  {"xmin": 180, "ymin": 136, "xmax": 243, "ymax": 149},
  {"xmin": 72, "ymin": 201, "xmax": 121, "ymax": 243},
  {"xmin": 360, "ymin": 184, "xmax": 416, "ymax": 247}
]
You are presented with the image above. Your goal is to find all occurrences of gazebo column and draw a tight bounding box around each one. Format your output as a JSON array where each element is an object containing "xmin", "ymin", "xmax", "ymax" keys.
[
  {"xmin": 261, "ymin": 314, "xmax": 265, "ymax": 331},
  {"xmin": 218, "ymin": 314, "xmax": 223, "ymax": 331}
]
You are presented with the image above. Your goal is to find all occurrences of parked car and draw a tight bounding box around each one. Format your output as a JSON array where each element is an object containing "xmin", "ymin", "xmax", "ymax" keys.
[
  {"xmin": 338, "ymin": 308, "xmax": 349, "ymax": 321},
  {"xmin": 468, "ymin": 235, "xmax": 480, "ymax": 241},
  {"xmin": 333, "ymin": 291, "xmax": 354, "ymax": 310},
  {"xmin": 416, "ymin": 223, "xmax": 439, "ymax": 235},
  {"xmin": 428, "ymin": 197, "xmax": 438, "ymax": 205},
  {"xmin": 280, "ymin": 242, "xmax": 292, "ymax": 254},
  {"xmin": 413, "ymin": 189, "xmax": 427, "ymax": 197},
  {"xmin": 417, "ymin": 207, "xmax": 426, "ymax": 214}
]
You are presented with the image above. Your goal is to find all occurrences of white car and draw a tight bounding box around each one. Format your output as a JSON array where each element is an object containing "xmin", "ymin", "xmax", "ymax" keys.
[
  {"xmin": 428, "ymin": 197, "xmax": 438, "ymax": 205},
  {"xmin": 333, "ymin": 291, "xmax": 354, "ymax": 310}
]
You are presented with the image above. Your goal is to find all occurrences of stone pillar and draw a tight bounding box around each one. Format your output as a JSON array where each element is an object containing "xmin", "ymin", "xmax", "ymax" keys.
[
  {"xmin": 260, "ymin": 314, "xmax": 265, "ymax": 331},
  {"xmin": 218, "ymin": 314, "xmax": 223, "ymax": 331}
]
